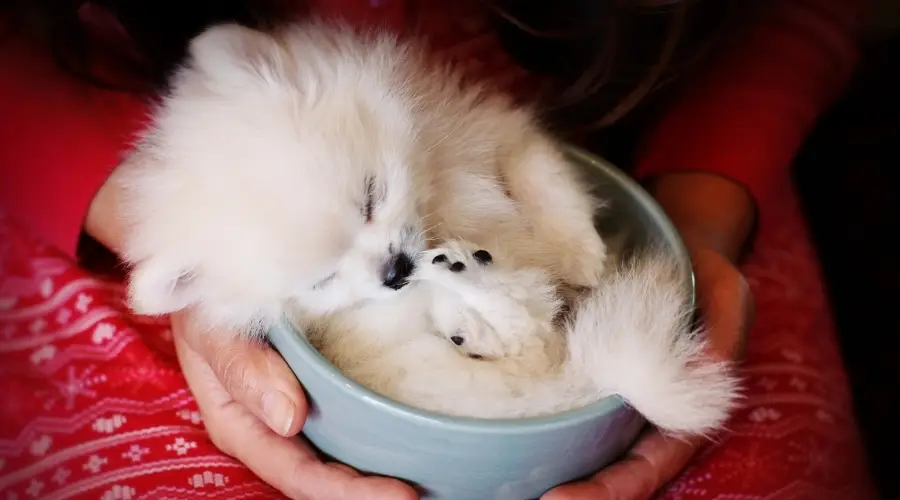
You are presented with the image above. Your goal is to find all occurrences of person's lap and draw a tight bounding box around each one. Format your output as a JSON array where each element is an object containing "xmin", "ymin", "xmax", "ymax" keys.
[
  {"xmin": 0, "ymin": 178, "xmax": 874, "ymax": 499},
  {"xmin": 0, "ymin": 3, "xmax": 874, "ymax": 498}
]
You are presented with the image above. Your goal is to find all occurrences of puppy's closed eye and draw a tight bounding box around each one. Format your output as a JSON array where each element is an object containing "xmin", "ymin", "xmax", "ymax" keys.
[
  {"xmin": 363, "ymin": 176, "xmax": 377, "ymax": 223},
  {"xmin": 312, "ymin": 272, "xmax": 337, "ymax": 290}
]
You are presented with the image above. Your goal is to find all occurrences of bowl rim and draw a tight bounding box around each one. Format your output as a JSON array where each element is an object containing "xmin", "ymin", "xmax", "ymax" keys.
[{"xmin": 271, "ymin": 143, "xmax": 695, "ymax": 434}]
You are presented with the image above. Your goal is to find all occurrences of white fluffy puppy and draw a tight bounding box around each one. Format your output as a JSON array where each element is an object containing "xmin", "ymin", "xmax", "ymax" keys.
[
  {"xmin": 116, "ymin": 21, "xmax": 606, "ymax": 333},
  {"xmin": 300, "ymin": 241, "xmax": 739, "ymax": 436},
  {"xmin": 116, "ymin": 21, "xmax": 738, "ymax": 435}
]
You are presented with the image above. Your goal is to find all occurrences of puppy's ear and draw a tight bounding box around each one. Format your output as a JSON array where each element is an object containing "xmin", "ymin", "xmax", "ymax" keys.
[
  {"xmin": 127, "ymin": 258, "xmax": 199, "ymax": 316},
  {"xmin": 187, "ymin": 23, "xmax": 284, "ymax": 84}
]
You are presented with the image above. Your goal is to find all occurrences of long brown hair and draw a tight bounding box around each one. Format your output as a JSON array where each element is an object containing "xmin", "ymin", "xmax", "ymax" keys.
[
  {"xmin": 1, "ymin": 0, "xmax": 735, "ymax": 129},
  {"xmin": 488, "ymin": 0, "xmax": 737, "ymax": 131},
  {"xmin": 1, "ymin": 0, "xmax": 293, "ymax": 91}
]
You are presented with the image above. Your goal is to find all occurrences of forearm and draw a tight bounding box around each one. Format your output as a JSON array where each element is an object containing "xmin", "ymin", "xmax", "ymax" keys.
[
  {"xmin": 0, "ymin": 32, "xmax": 147, "ymax": 256},
  {"xmin": 649, "ymin": 173, "xmax": 756, "ymax": 264},
  {"xmin": 635, "ymin": 0, "xmax": 871, "ymax": 206},
  {"xmin": 84, "ymin": 168, "xmax": 130, "ymax": 255}
]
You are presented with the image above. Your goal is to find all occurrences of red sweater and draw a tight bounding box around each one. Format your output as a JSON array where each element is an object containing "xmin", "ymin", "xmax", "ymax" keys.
[{"xmin": 0, "ymin": 0, "xmax": 870, "ymax": 256}]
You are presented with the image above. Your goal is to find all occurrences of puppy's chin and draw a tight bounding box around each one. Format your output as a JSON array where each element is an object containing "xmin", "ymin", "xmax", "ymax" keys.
[{"xmin": 292, "ymin": 277, "xmax": 412, "ymax": 320}]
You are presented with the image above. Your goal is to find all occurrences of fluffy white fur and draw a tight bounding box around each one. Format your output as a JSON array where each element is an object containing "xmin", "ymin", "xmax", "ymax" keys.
[
  {"xmin": 299, "ymin": 241, "xmax": 739, "ymax": 435},
  {"xmin": 117, "ymin": 21, "xmax": 606, "ymax": 334},
  {"xmin": 116, "ymin": 21, "xmax": 739, "ymax": 435}
]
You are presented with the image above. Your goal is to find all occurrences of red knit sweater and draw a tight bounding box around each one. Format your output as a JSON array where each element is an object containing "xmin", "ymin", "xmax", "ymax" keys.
[{"xmin": 0, "ymin": 0, "xmax": 870, "ymax": 256}]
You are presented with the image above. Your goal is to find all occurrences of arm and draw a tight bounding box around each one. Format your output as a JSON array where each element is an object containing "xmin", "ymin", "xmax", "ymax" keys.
[
  {"xmin": 545, "ymin": 1, "xmax": 870, "ymax": 498},
  {"xmin": 1, "ymin": 30, "xmax": 418, "ymax": 500},
  {"xmin": 634, "ymin": 0, "xmax": 871, "ymax": 208},
  {"xmin": 0, "ymin": 0, "xmax": 407, "ymax": 257},
  {"xmin": 0, "ymin": 33, "xmax": 148, "ymax": 256}
]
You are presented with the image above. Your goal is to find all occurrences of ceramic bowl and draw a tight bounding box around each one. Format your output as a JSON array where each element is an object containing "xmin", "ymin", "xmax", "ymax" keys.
[{"xmin": 267, "ymin": 144, "xmax": 694, "ymax": 500}]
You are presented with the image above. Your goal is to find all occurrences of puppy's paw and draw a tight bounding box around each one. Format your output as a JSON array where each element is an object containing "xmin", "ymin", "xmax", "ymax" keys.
[
  {"xmin": 428, "ymin": 246, "xmax": 492, "ymax": 274},
  {"xmin": 441, "ymin": 309, "xmax": 502, "ymax": 361},
  {"xmin": 432, "ymin": 302, "xmax": 506, "ymax": 361},
  {"xmin": 420, "ymin": 244, "xmax": 507, "ymax": 359},
  {"xmin": 418, "ymin": 242, "xmax": 492, "ymax": 282}
]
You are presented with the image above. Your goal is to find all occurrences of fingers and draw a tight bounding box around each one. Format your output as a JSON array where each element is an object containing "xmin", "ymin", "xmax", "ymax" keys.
[
  {"xmin": 542, "ymin": 429, "xmax": 704, "ymax": 500},
  {"xmin": 231, "ymin": 420, "xmax": 418, "ymax": 500},
  {"xmin": 171, "ymin": 311, "xmax": 307, "ymax": 437},
  {"xmin": 208, "ymin": 398, "xmax": 416, "ymax": 500},
  {"xmin": 690, "ymin": 248, "xmax": 755, "ymax": 361},
  {"xmin": 174, "ymin": 328, "xmax": 418, "ymax": 500}
]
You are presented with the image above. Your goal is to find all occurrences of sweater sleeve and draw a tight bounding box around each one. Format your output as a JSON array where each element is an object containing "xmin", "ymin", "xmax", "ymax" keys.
[
  {"xmin": 0, "ymin": 35, "xmax": 148, "ymax": 256},
  {"xmin": 0, "ymin": 1, "xmax": 406, "ymax": 258},
  {"xmin": 633, "ymin": 0, "xmax": 871, "ymax": 205}
]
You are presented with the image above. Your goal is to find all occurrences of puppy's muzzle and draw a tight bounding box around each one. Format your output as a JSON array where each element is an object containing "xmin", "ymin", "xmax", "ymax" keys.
[{"xmin": 382, "ymin": 253, "xmax": 415, "ymax": 290}]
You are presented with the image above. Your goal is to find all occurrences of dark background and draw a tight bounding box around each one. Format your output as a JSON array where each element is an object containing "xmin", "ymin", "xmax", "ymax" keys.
[{"xmin": 793, "ymin": 34, "xmax": 900, "ymax": 500}]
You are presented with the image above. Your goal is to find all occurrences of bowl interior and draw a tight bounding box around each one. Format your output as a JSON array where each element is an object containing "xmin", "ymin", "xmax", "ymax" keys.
[{"xmin": 269, "ymin": 144, "xmax": 694, "ymax": 431}]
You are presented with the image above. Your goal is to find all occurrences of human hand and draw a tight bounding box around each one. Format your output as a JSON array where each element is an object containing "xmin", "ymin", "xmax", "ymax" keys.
[
  {"xmin": 170, "ymin": 311, "xmax": 420, "ymax": 500},
  {"xmin": 543, "ymin": 173, "xmax": 755, "ymax": 500},
  {"xmin": 85, "ymin": 174, "xmax": 418, "ymax": 500}
]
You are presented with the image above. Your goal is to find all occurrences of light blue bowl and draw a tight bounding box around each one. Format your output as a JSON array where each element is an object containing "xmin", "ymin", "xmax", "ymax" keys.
[{"xmin": 268, "ymin": 144, "xmax": 694, "ymax": 500}]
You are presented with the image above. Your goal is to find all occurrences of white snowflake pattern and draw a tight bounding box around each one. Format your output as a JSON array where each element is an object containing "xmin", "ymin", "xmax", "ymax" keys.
[
  {"xmin": 166, "ymin": 437, "xmax": 198, "ymax": 456},
  {"xmin": 28, "ymin": 318, "xmax": 47, "ymax": 334},
  {"xmin": 176, "ymin": 409, "xmax": 203, "ymax": 425},
  {"xmin": 661, "ymin": 471, "xmax": 713, "ymax": 498},
  {"xmin": 781, "ymin": 348, "xmax": 803, "ymax": 363},
  {"xmin": 92, "ymin": 414, "xmax": 127, "ymax": 434},
  {"xmin": 789, "ymin": 376, "xmax": 807, "ymax": 391},
  {"xmin": 74, "ymin": 293, "xmax": 93, "ymax": 313},
  {"xmin": 49, "ymin": 365, "xmax": 106, "ymax": 410},
  {"xmin": 55, "ymin": 308, "xmax": 72, "ymax": 324},
  {"xmin": 757, "ymin": 376, "xmax": 777, "ymax": 391},
  {"xmin": 29, "ymin": 435, "xmax": 52, "ymax": 457},
  {"xmin": 83, "ymin": 454, "xmax": 108, "ymax": 474},
  {"xmin": 52, "ymin": 467, "xmax": 71, "ymax": 485},
  {"xmin": 188, "ymin": 471, "xmax": 229, "ymax": 488},
  {"xmin": 25, "ymin": 480, "xmax": 43, "ymax": 498},
  {"xmin": 121, "ymin": 444, "xmax": 149, "ymax": 463},
  {"xmin": 91, "ymin": 323, "xmax": 116, "ymax": 344},
  {"xmin": 748, "ymin": 407, "xmax": 781, "ymax": 423},
  {"xmin": 29, "ymin": 345, "xmax": 56, "ymax": 365},
  {"xmin": 39, "ymin": 278, "xmax": 53, "ymax": 298},
  {"xmin": 101, "ymin": 485, "xmax": 136, "ymax": 500},
  {"xmin": 816, "ymin": 409, "xmax": 835, "ymax": 423}
]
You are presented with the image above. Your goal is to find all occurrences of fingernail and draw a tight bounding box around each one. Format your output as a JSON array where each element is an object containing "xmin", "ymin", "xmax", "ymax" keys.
[{"xmin": 262, "ymin": 390, "xmax": 295, "ymax": 436}]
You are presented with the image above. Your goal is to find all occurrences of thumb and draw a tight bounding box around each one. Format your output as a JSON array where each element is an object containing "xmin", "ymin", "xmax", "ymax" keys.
[{"xmin": 172, "ymin": 312, "xmax": 307, "ymax": 437}]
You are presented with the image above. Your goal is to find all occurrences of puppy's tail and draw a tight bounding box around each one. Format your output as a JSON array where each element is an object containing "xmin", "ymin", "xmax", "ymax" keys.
[{"xmin": 565, "ymin": 253, "xmax": 741, "ymax": 436}]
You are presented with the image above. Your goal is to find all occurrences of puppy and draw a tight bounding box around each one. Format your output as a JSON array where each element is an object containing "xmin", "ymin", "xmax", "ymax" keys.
[
  {"xmin": 116, "ymin": 21, "xmax": 737, "ymax": 434},
  {"xmin": 116, "ymin": 21, "xmax": 606, "ymax": 334},
  {"xmin": 300, "ymin": 241, "xmax": 740, "ymax": 436}
]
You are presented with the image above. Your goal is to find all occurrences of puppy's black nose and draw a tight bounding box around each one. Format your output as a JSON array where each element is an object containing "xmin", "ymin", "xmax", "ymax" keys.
[
  {"xmin": 473, "ymin": 250, "xmax": 492, "ymax": 265},
  {"xmin": 382, "ymin": 253, "xmax": 415, "ymax": 290}
]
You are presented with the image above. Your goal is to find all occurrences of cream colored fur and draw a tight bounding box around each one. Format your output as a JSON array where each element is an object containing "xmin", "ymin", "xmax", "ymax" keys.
[
  {"xmin": 300, "ymin": 241, "xmax": 739, "ymax": 435},
  {"xmin": 117, "ymin": 21, "xmax": 605, "ymax": 333},
  {"xmin": 117, "ymin": 21, "xmax": 738, "ymax": 435}
]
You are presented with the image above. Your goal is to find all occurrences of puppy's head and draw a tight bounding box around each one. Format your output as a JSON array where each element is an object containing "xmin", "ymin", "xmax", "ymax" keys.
[{"xmin": 120, "ymin": 23, "xmax": 428, "ymax": 333}]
